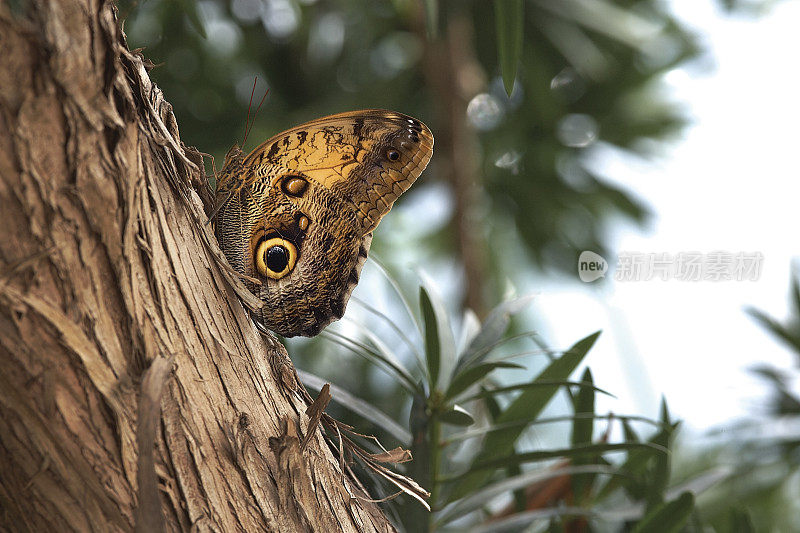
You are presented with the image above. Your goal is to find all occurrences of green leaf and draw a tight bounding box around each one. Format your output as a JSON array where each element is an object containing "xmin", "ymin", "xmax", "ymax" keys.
[
  {"xmin": 595, "ymin": 408, "xmax": 678, "ymax": 501},
  {"xmin": 571, "ymin": 368, "xmax": 595, "ymax": 447},
  {"xmin": 571, "ymin": 368, "xmax": 596, "ymax": 503},
  {"xmin": 436, "ymin": 464, "xmax": 616, "ymax": 525},
  {"xmin": 370, "ymin": 256, "xmax": 423, "ymax": 337},
  {"xmin": 352, "ymin": 296, "xmax": 425, "ymax": 369},
  {"xmin": 446, "ymin": 361, "xmax": 524, "ymax": 400},
  {"xmin": 457, "ymin": 295, "xmax": 535, "ymax": 373},
  {"xmin": 445, "ymin": 414, "xmax": 662, "ymax": 447},
  {"xmin": 407, "ymin": 390, "xmax": 432, "ymax": 531},
  {"xmin": 572, "ymin": 368, "xmax": 594, "ymax": 446},
  {"xmin": 319, "ymin": 330, "xmax": 421, "ymax": 396},
  {"xmin": 420, "ymin": 286, "xmax": 441, "ymax": 388},
  {"xmin": 791, "ymin": 270, "xmax": 800, "ymax": 317},
  {"xmin": 447, "ymin": 442, "xmax": 666, "ymax": 481},
  {"xmin": 419, "ymin": 279, "xmax": 457, "ymax": 391},
  {"xmin": 631, "ymin": 491, "xmax": 694, "ymax": 533},
  {"xmin": 465, "ymin": 506, "xmax": 593, "ymax": 533},
  {"xmin": 177, "ymin": 0, "xmax": 206, "ymax": 39},
  {"xmin": 483, "ymin": 385, "xmax": 502, "ymax": 420},
  {"xmin": 646, "ymin": 398, "xmax": 674, "ymax": 508},
  {"xmin": 448, "ymin": 331, "xmax": 601, "ymax": 500},
  {"xmin": 463, "ymin": 379, "xmax": 613, "ymax": 403},
  {"xmin": 423, "ymin": 0, "xmax": 438, "ymax": 39},
  {"xmin": 495, "ymin": 0, "xmax": 524, "ymax": 96},
  {"xmin": 659, "ymin": 397, "xmax": 672, "ymax": 426},
  {"xmin": 346, "ymin": 317, "xmax": 426, "ymax": 383},
  {"xmin": 747, "ymin": 307, "xmax": 800, "ymax": 354},
  {"xmin": 456, "ymin": 308, "xmax": 481, "ymax": 356},
  {"xmin": 729, "ymin": 508, "xmax": 756, "ymax": 533},
  {"xmin": 439, "ymin": 405, "xmax": 475, "ymax": 427},
  {"xmin": 622, "ymin": 418, "xmax": 640, "ymax": 443}
]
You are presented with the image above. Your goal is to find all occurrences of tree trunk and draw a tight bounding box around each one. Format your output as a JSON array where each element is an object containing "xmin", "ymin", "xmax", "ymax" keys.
[
  {"xmin": 421, "ymin": 8, "xmax": 492, "ymax": 318},
  {"xmin": 0, "ymin": 1, "xmax": 396, "ymax": 531}
]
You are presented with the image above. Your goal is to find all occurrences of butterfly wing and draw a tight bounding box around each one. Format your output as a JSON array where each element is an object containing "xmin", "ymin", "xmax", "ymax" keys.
[{"xmin": 215, "ymin": 110, "xmax": 433, "ymax": 337}]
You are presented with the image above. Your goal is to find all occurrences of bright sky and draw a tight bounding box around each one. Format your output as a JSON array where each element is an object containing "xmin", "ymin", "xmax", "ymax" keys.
[{"xmin": 532, "ymin": 0, "xmax": 800, "ymax": 432}]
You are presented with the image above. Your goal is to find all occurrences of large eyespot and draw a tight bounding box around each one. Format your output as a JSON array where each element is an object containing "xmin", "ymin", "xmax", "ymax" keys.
[
  {"xmin": 386, "ymin": 149, "xmax": 400, "ymax": 161},
  {"xmin": 255, "ymin": 237, "xmax": 298, "ymax": 279}
]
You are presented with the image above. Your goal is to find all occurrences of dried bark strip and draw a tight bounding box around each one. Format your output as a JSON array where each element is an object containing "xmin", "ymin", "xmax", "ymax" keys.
[{"xmin": 0, "ymin": 1, "xmax": 396, "ymax": 531}]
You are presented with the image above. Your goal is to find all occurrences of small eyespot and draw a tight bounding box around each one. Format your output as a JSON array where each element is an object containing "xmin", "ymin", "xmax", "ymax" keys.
[
  {"xmin": 298, "ymin": 215, "xmax": 309, "ymax": 231},
  {"xmin": 280, "ymin": 175, "xmax": 309, "ymax": 197},
  {"xmin": 409, "ymin": 133, "xmax": 420, "ymax": 143},
  {"xmin": 387, "ymin": 150, "xmax": 400, "ymax": 161},
  {"xmin": 255, "ymin": 237, "xmax": 298, "ymax": 279}
]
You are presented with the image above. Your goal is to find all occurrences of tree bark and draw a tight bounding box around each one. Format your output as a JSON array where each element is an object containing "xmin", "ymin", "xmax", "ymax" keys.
[{"xmin": 0, "ymin": 1, "xmax": 395, "ymax": 531}]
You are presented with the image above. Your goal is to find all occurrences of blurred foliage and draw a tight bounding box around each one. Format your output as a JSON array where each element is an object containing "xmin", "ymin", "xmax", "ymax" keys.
[
  {"xmin": 121, "ymin": 0, "xmax": 701, "ymax": 296},
  {"xmin": 300, "ymin": 272, "xmax": 708, "ymax": 531},
  {"xmin": 661, "ymin": 267, "xmax": 800, "ymax": 533},
  {"xmin": 748, "ymin": 270, "xmax": 800, "ymax": 459}
]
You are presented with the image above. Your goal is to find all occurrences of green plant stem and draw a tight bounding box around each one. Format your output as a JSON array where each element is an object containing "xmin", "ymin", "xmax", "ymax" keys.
[{"xmin": 428, "ymin": 411, "xmax": 442, "ymax": 532}]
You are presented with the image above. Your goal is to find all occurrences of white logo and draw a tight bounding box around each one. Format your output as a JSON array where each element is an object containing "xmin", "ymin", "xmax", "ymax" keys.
[{"xmin": 578, "ymin": 251, "xmax": 607, "ymax": 282}]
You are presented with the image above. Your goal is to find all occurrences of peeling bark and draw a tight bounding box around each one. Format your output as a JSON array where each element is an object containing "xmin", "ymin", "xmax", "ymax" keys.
[{"xmin": 0, "ymin": 1, "xmax": 395, "ymax": 531}]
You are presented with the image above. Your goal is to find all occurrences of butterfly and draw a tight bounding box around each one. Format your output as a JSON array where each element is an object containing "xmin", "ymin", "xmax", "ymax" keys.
[{"xmin": 214, "ymin": 110, "xmax": 433, "ymax": 337}]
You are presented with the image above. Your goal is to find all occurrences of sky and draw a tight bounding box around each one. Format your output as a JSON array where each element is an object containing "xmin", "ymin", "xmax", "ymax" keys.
[{"xmin": 530, "ymin": 0, "xmax": 800, "ymax": 433}]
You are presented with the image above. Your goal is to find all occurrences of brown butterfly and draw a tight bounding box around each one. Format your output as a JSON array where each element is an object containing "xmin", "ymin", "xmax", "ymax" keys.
[{"xmin": 214, "ymin": 110, "xmax": 434, "ymax": 337}]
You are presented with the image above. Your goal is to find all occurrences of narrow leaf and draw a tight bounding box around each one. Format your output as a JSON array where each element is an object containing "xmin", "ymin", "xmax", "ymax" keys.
[
  {"xmin": 622, "ymin": 418, "xmax": 640, "ymax": 443},
  {"xmin": 178, "ymin": 0, "xmax": 207, "ymax": 39},
  {"xmin": 439, "ymin": 405, "xmax": 475, "ymax": 427},
  {"xmin": 457, "ymin": 308, "xmax": 481, "ymax": 356},
  {"xmin": 352, "ymin": 296, "xmax": 424, "ymax": 367},
  {"xmin": 791, "ymin": 270, "xmax": 800, "ymax": 316},
  {"xmin": 420, "ymin": 278, "xmax": 457, "ymax": 391},
  {"xmin": 495, "ymin": 0, "xmax": 524, "ymax": 96},
  {"xmin": 320, "ymin": 331, "xmax": 420, "ymax": 395},
  {"xmin": 596, "ymin": 415, "xmax": 677, "ymax": 500},
  {"xmin": 571, "ymin": 368, "xmax": 596, "ymax": 503},
  {"xmin": 446, "ymin": 361, "xmax": 524, "ymax": 400},
  {"xmin": 747, "ymin": 307, "xmax": 800, "ymax": 354},
  {"xmin": 602, "ymin": 468, "xmax": 728, "ymax": 522},
  {"xmin": 437, "ymin": 464, "xmax": 615, "ymax": 525},
  {"xmin": 631, "ymin": 492, "xmax": 694, "ymax": 533},
  {"xmin": 729, "ymin": 508, "xmax": 756, "ymax": 533},
  {"xmin": 445, "ymin": 414, "xmax": 663, "ymax": 446},
  {"xmin": 423, "ymin": 0, "xmax": 438, "ymax": 39},
  {"xmin": 370, "ymin": 256, "xmax": 423, "ymax": 336},
  {"xmin": 448, "ymin": 331, "xmax": 601, "ymax": 500},
  {"xmin": 466, "ymin": 507, "xmax": 593, "ymax": 533},
  {"xmin": 420, "ymin": 286, "xmax": 441, "ymax": 388},
  {"xmin": 571, "ymin": 369, "xmax": 595, "ymax": 447},
  {"xmin": 457, "ymin": 295, "xmax": 535, "ymax": 372},
  {"xmin": 464, "ymin": 379, "xmax": 613, "ymax": 403},
  {"xmin": 456, "ymin": 442, "xmax": 665, "ymax": 479}
]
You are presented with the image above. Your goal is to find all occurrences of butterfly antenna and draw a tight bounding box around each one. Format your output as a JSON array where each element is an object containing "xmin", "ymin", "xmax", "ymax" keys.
[
  {"xmin": 242, "ymin": 77, "xmax": 258, "ymax": 146},
  {"xmin": 242, "ymin": 79, "xmax": 270, "ymax": 148}
]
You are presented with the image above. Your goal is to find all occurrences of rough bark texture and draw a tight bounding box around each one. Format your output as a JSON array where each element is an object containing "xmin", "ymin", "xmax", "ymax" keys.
[{"xmin": 0, "ymin": 1, "xmax": 394, "ymax": 531}]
